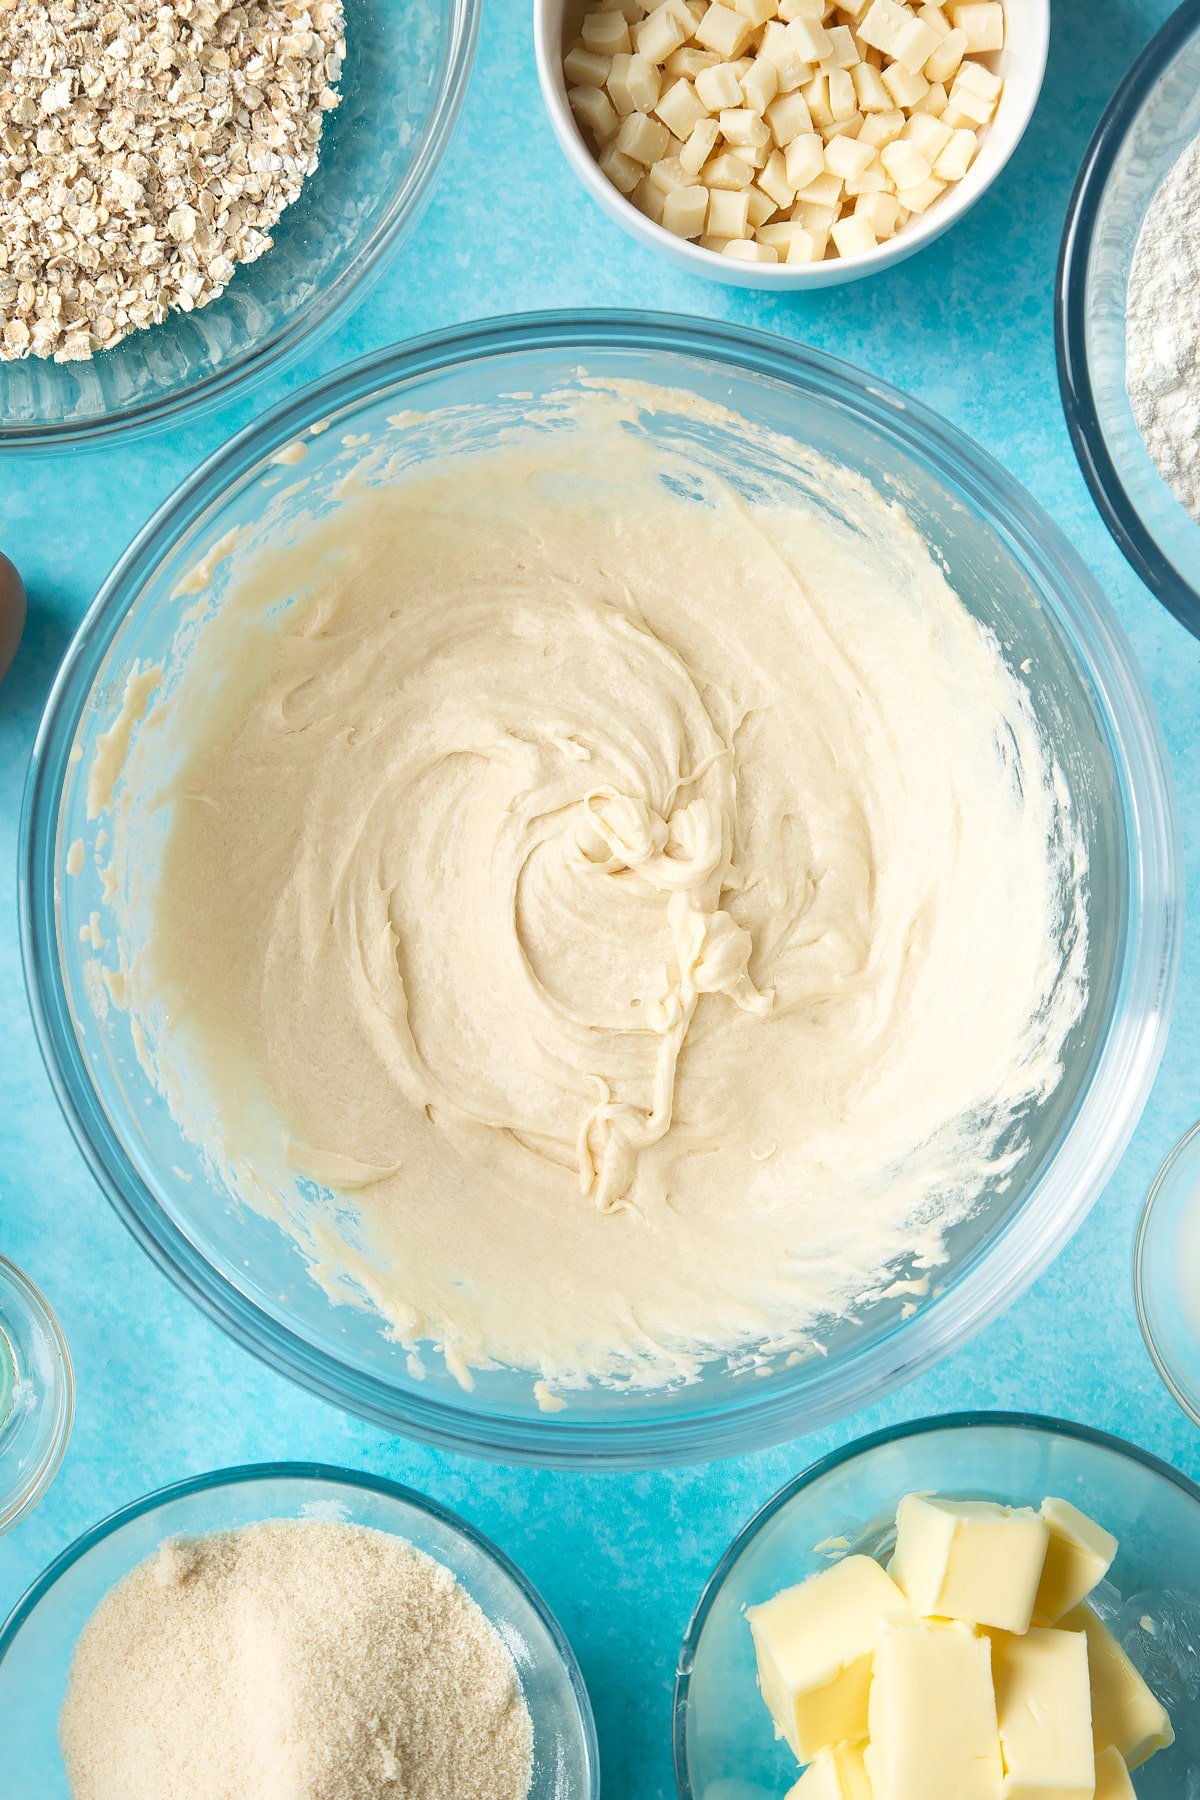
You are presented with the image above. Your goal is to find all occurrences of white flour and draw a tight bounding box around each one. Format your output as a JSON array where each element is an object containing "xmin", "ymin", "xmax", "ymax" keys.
[
  {"xmin": 59, "ymin": 1519, "xmax": 534, "ymax": 1800},
  {"xmin": 1127, "ymin": 133, "xmax": 1200, "ymax": 522}
]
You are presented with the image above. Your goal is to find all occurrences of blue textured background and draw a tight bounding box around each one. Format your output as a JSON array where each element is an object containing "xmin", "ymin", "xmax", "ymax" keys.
[{"xmin": 1, "ymin": 0, "xmax": 1198, "ymax": 1792}]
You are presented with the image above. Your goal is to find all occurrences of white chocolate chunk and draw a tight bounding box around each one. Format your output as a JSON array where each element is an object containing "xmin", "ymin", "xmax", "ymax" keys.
[
  {"xmin": 664, "ymin": 43, "xmax": 720, "ymax": 74},
  {"xmin": 656, "ymin": 76, "xmax": 708, "ymax": 135},
  {"xmin": 992, "ymin": 1627, "xmax": 1095, "ymax": 1800},
  {"xmin": 694, "ymin": 0, "xmax": 755, "ymax": 56},
  {"xmin": 830, "ymin": 212, "xmax": 876, "ymax": 256},
  {"xmin": 924, "ymin": 23, "xmax": 967, "ymax": 79},
  {"xmin": 706, "ymin": 184, "xmax": 752, "ymax": 232},
  {"xmin": 631, "ymin": 173, "xmax": 667, "ymax": 220},
  {"xmin": 825, "ymin": 131, "xmax": 875, "ymax": 176},
  {"xmin": 950, "ymin": 0, "xmax": 1004, "ymax": 49},
  {"xmin": 662, "ymin": 181, "xmax": 709, "ymax": 233},
  {"xmin": 1061, "ymin": 1605, "xmax": 1175, "ymax": 1770},
  {"xmin": 741, "ymin": 53, "xmax": 780, "ymax": 111},
  {"xmin": 866, "ymin": 1619, "xmax": 1004, "ymax": 1800},
  {"xmin": 882, "ymin": 59, "xmax": 929, "ymax": 107},
  {"xmin": 914, "ymin": 78, "xmax": 949, "ymax": 114},
  {"xmin": 931, "ymin": 123, "xmax": 976, "ymax": 177},
  {"xmin": 855, "ymin": 187, "xmax": 901, "ymax": 234},
  {"xmin": 826, "ymin": 67, "xmax": 857, "ymax": 117},
  {"xmin": 895, "ymin": 173, "xmax": 946, "ymax": 210},
  {"xmin": 787, "ymin": 14, "xmax": 833, "ymax": 59},
  {"xmin": 783, "ymin": 129, "xmax": 824, "ymax": 186},
  {"xmin": 859, "ymin": 106, "xmax": 906, "ymax": 145},
  {"xmin": 695, "ymin": 58, "xmax": 744, "ymax": 107},
  {"xmin": 720, "ymin": 105, "xmax": 771, "ymax": 144},
  {"xmin": 758, "ymin": 146, "xmax": 796, "ymax": 204},
  {"xmin": 636, "ymin": 1, "xmax": 691, "ymax": 61},
  {"xmin": 569, "ymin": 84, "xmax": 620, "ymax": 140},
  {"xmin": 881, "ymin": 136, "xmax": 931, "ymax": 188},
  {"xmin": 894, "ymin": 14, "xmax": 941, "ymax": 72},
  {"xmin": 582, "ymin": 10, "xmax": 633, "ymax": 54},
  {"xmin": 1033, "ymin": 1499, "xmax": 1118, "ymax": 1627},
  {"xmin": 857, "ymin": 0, "xmax": 913, "ymax": 56},
  {"xmin": 1093, "ymin": 1747, "xmax": 1136, "ymax": 1800},
  {"xmin": 767, "ymin": 88, "xmax": 815, "ymax": 143},
  {"xmin": 564, "ymin": 43, "xmax": 613, "ymax": 87},
  {"xmin": 852, "ymin": 60, "xmax": 891, "ymax": 109},
  {"xmin": 821, "ymin": 23, "xmax": 859, "ymax": 67},
  {"xmin": 794, "ymin": 167, "xmax": 843, "ymax": 206},
  {"xmin": 614, "ymin": 108, "xmax": 672, "ymax": 161},
  {"xmin": 598, "ymin": 143, "xmax": 643, "ymax": 190},
  {"xmin": 891, "ymin": 1496, "xmax": 1050, "ymax": 1635},
  {"xmin": 901, "ymin": 110, "xmax": 953, "ymax": 158},
  {"xmin": 679, "ymin": 115, "xmax": 721, "ymax": 170},
  {"xmin": 608, "ymin": 51, "xmax": 663, "ymax": 113},
  {"xmin": 787, "ymin": 1740, "xmax": 873, "ymax": 1798},
  {"xmin": 733, "ymin": 0, "xmax": 777, "ymax": 20},
  {"xmin": 722, "ymin": 235, "xmax": 779, "ymax": 258},
  {"xmin": 648, "ymin": 152, "xmax": 698, "ymax": 191}
]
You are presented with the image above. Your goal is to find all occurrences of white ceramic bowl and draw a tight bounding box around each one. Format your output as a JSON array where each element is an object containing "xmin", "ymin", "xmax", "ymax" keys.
[{"xmin": 534, "ymin": 0, "xmax": 1048, "ymax": 287}]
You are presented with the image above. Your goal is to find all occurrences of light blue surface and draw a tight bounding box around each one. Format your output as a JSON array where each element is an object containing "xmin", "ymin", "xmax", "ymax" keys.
[{"xmin": 1, "ymin": 0, "xmax": 1198, "ymax": 1793}]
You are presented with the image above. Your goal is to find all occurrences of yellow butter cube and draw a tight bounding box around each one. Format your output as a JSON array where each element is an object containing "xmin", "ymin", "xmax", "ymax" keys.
[
  {"xmin": 788, "ymin": 1741, "xmax": 873, "ymax": 1798},
  {"xmin": 865, "ymin": 1618, "xmax": 1003, "ymax": 1800},
  {"xmin": 747, "ymin": 1554, "xmax": 909, "ymax": 1763},
  {"xmin": 992, "ymin": 1626, "xmax": 1094, "ymax": 1799},
  {"xmin": 1093, "ymin": 1746, "xmax": 1136, "ymax": 1799},
  {"xmin": 1033, "ymin": 1499, "xmax": 1118, "ymax": 1626},
  {"xmin": 1062, "ymin": 1605, "xmax": 1174, "ymax": 1770},
  {"xmin": 891, "ymin": 1495, "xmax": 1050, "ymax": 1634}
]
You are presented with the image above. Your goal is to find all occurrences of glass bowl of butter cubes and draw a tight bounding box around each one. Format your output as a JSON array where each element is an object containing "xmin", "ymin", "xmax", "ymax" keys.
[
  {"xmin": 535, "ymin": 0, "xmax": 1047, "ymax": 284},
  {"xmin": 675, "ymin": 1412, "xmax": 1197, "ymax": 1797}
]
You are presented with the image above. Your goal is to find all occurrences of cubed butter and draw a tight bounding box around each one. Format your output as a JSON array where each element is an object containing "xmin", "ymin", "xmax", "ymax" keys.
[
  {"xmin": 866, "ymin": 1618, "xmax": 1003, "ymax": 1800},
  {"xmin": 1062, "ymin": 1605, "xmax": 1174, "ymax": 1770},
  {"xmin": 788, "ymin": 1740, "xmax": 873, "ymax": 1798},
  {"xmin": 891, "ymin": 1495, "xmax": 1050, "ymax": 1634},
  {"xmin": 1092, "ymin": 1746, "xmax": 1135, "ymax": 1799},
  {"xmin": 991, "ymin": 1626, "xmax": 1094, "ymax": 1800},
  {"xmin": 747, "ymin": 1554, "xmax": 909, "ymax": 1762},
  {"xmin": 1033, "ymin": 1500, "xmax": 1118, "ymax": 1627}
]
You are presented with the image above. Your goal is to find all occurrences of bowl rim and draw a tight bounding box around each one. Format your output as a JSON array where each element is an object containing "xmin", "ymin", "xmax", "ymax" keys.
[
  {"xmin": 1055, "ymin": 0, "xmax": 1200, "ymax": 641},
  {"xmin": 533, "ymin": 0, "xmax": 1049, "ymax": 288},
  {"xmin": 19, "ymin": 309, "xmax": 1182, "ymax": 1469},
  {"xmin": 0, "ymin": 0, "xmax": 481, "ymax": 451},
  {"xmin": 0, "ymin": 1457, "xmax": 601, "ymax": 1795},
  {"xmin": 671, "ymin": 1407, "xmax": 1200, "ymax": 1799},
  {"xmin": 1134, "ymin": 1117, "xmax": 1200, "ymax": 1429},
  {"xmin": 0, "ymin": 1255, "xmax": 74, "ymax": 1537}
]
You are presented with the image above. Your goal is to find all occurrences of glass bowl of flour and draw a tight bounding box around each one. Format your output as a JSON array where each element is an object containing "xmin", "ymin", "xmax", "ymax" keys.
[
  {"xmin": 1057, "ymin": 0, "xmax": 1200, "ymax": 640},
  {"xmin": 20, "ymin": 313, "xmax": 1181, "ymax": 1467},
  {"xmin": 0, "ymin": 1462, "xmax": 598, "ymax": 1797}
]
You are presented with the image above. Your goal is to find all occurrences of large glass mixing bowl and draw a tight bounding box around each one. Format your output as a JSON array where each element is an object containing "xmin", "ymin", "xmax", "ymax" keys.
[
  {"xmin": 0, "ymin": 0, "xmax": 478, "ymax": 447},
  {"xmin": 0, "ymin": 1462, "xmax": 598, "ymax": 1797},
  {"xmin": 19, "ymin": 313, "xmax": 1181, "ymax": 1466}
]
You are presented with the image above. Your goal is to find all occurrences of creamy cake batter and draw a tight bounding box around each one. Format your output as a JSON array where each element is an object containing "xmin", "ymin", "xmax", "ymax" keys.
[{"xmin": 88, "ymin": 388, "xmax": 1087, "ymax": 1390}]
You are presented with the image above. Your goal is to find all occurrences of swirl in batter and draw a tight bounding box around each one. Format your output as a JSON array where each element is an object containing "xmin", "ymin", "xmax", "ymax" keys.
[{"xmin": 96, "ymin": 395, "xmax": 1087, "ymax": 1389}]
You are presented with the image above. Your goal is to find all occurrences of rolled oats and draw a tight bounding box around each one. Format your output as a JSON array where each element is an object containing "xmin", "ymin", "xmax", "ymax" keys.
[{"xmin": 0, "ymin": 0, "xmax": 345, "ymax": 362}]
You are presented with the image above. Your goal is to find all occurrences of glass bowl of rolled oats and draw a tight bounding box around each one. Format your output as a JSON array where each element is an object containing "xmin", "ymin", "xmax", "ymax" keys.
[{"xmin": 0, "ymin": 0, "xmax": 479, "ymax": 445}]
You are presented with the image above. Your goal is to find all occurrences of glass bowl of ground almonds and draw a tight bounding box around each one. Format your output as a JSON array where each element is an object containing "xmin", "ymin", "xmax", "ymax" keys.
[
  {"xmin": 0, "ymin": 0, "xmax": 479, "ymax": 445},
  {"xmin": 0, "ymin": 1462, "xmax": 599, "ymax": 1798},
  {"xmin": 22, "ymin": 314, "xmax": 1180, "ymax": 1467}
]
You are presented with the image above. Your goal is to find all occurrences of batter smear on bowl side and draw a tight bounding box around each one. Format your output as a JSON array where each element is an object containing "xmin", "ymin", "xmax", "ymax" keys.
[{"xmin": 86, "ymin": 385, "xmax": 1087, "ymax": 1392}]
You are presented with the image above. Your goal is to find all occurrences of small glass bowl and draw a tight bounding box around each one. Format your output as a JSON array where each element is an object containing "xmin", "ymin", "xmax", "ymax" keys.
[
  {"xmin": 0, "ymin": 1256, "xmax": 73, "ymax": 1534},
  {"xmin": 0, "ymin": 0, "xmax": 479, "ymax": 448},
  {"xmin": 674, "ymin": 1412, "xmax": 1200, "ymax": 1799},
  {"xmin": 0, "ymin": 1461, "xmax": 599, "ymax": 1797},
  {"xmin": 1135, "ymin": 1120, "xmax": 1200, "ymax": 1429},
  {"xmin": 1056, "ymin": 1, "xmax": 1200, "ymax": 640}
]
